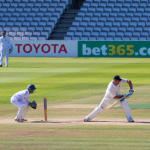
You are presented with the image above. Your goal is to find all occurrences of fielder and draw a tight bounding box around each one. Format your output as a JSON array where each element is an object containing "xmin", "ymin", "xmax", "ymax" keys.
[
  {"xmin": 11, "ymin": 84, "xmax": 37, "ymax": 123},
  {"xmin": 0, "ymin": 30, "xmax": 12, "ymax": 67},
  {"xmin": 84, "ymin": 75, "xmax": 134, "ymax": 122}
]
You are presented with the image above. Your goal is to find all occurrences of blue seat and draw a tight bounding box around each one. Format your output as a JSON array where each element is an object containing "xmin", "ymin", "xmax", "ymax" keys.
[
  {"xmin": 126, "ymin": 27, "xmax": 134, "ymax": 32},
  {"xmin": 33, "ymin": 32, "xmax": 41, "ymax": 36},
  {"xmin": 116, "ymin": 32, "xmax": 124, "ymax": 37},
  {"xmin": 9, "ymin": 32, "xmax": 16, "ymax": 37},
  {"xmin": 110, "ymin": 27, "xmax": 118, "ymax": 32},
  {"xmin": 26, "ymin": 3, "xmax": 34, "ymax": 8},
  {"xmin": 67, "ymin": 32, "xmax": 74, "ymax": 36},
  {"xmin": 77, "ymin": 27, "xmax": 85, "ymax": 32},
  {"xmin": 88, "ymin": 22, "xmax": 96, "ymax": 27},
  {"xmin": 12, "ymin": 27, "xmax": 19, "ymax": 32},
  {"xmin": 7, "ymin": 22, "xmax": 14, "ymax": 27},
  {"xmin": 33, "ymin": 17, "xmax": 41, "ymax": 22},
  {"xmin": 75, "ymin": 32, "xmax": 82, "ymax": 37},
  {"xmin": 97, "ymin": 22, "xmax": 104, "ymax": 27},
  {"xmin": 0, "ymin": 8, "xmax": 7, "ymax": 12},
  {"xmin": 39, "ymin": 22, "xmax": 46, "ymax": 26},
  {"xmin": 100, "ymin": 32, "xmax": 107, "ymax": 37},
  {"xmin": 36, "ymin": 27, "xmax": 43, "ymax": 31},
  {"xmin": 46, "ymin": 22, "xmax": 55, "ymax": 28},
  {"xmin": 141, "ymin": 32, "xmax": 149, "ymax": 37},
  {"xmin": 22, "ymin": 37, "xmax": 29, "ymax": 40},
  {"xmin": 105, "ymin": 22, "xmax": 112, "ymax": 27},
  {"xmin": 80, "ymin": 36, "xmax": 88, "ymax": 40},
  {"xmin": 129, "ymin": 22, "xmax": 137, "ymax": 27},
  {"xmin": 135, "ymin": 27, "xmax": 142, "ymax": 32},
  {"xmin": 25, "ymin": 32, "xmax": 32, "ymax": 36},
  {"xmin": 40, "ymin": 8, "xmax": 47, "ymax": 12},
  {"xmin": 15, "ymin": 8, "xmax": 24, "ymax": 12},
  {"xmin": 38, "ymin": 37, "xmax": 46, "ymax": 40},
  {"xmin": 121, "ymin": 22, "xmax": 129, "ymax": 27},
  {"xmin": 23, "ymin": 22, "xmax": 30, "ymax": 27},
  {"xmin": 25, "ymin": 17, "xmax": 33, "ymax": 22},
  {"xmin": 14, "ymin": 37, "xmax": 22, "ymax": 40},
  {"xmin": 113, "ymin": 22, "xmax": 120, "ymax": 27},
  {"xmin": 5, "ymin": 0, "xmax": 13, "ymax": 2},
  {"xmin": 85, "ymin": 27, "xmax": 93, "ymax": 32},
  {"xmin": 20, "ymin": 27, "xmax": 28, "ymax": 32},
  {"xmin": 17, "ymin": 17, "xmax": 25, "ymax": 22},
  {"xmin": 91, "ymin": 32, "xmax": 99, "ymax": 37},
  {"xmin": 15, "ymin": 22, "xmax": 22, "ymax": 27},
  {"xmin": 18, "ymin": 3, "xmax": 26, "ymax": 8},
  {"xmin": 83, "ymin": 32, "xmax": 91, "ymax": 36},
  {"xmin": 137, "ymin": 22, "xmax": 145, "ymax": 27},
  {"xmin": 64, "ymin": 37, "xmax": 71, "ymax": 40},
  {"xmin": 3, "ymin": 27, "xmax": 11, "ymax": 32},
  {"xmin": 30, "ymin": 22, "xmax": 38, "ymax": 26},
  {"xmin": 76, "ymin": 17, "xmax": 82, "ymax": 22},
  {"xmin": 102, "ymin": 27, "xmax": 110, "ymax": 32},
  {"xmin": 124, "ymin": 32, "xmax": 132, "ymax": 37},
  {"xmin": 17, "ymin": 32, "xmax": 24, "ymax": 36}
]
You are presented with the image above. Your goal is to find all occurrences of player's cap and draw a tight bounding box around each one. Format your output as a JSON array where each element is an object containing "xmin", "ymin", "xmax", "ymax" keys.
[
  {"xmin": 27, "ymin": 84, "xmax": 36, "ymax": 91},
  {"xmin": 113, "ymin": 75, "xmax": 122, "ymax": 81}
]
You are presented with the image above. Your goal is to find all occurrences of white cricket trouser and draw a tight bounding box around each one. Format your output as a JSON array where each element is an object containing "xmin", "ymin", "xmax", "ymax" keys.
[
  {"xmin": 0, "ymin": 49, "xmax": 9, "ymax": 67},
  {"xmin": 85, "ymin": 98, "xmax": 134, "ymax": 122},
  {"xmin": 11, "ymin": 98, "xmax": 29, "ymax": 120}
]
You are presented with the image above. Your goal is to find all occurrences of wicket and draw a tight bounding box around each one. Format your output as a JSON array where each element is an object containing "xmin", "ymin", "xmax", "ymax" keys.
[{"xmin": 43, "ymin": 97, "xmax": 47, "ymax": 121}]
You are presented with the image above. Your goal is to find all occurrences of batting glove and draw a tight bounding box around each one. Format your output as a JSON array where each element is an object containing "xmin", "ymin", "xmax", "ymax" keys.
[{"xmin": 129, "ymin": 88, "xmax": 134, "ymax": 95}]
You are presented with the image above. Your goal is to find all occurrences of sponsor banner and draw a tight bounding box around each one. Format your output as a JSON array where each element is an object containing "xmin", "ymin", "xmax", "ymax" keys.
[
  {"xmin": 78, "ymin": 41, "xmax": 150, "ymax": 57},
  {"xmin": 10, "ymin": 40, "xmax": 77, "ymax": 57}
]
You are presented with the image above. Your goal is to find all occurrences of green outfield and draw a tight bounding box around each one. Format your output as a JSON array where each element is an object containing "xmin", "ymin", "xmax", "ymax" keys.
[{"xmin": 0, "ymin": 58, "xmax": 150, "ymax": 150}]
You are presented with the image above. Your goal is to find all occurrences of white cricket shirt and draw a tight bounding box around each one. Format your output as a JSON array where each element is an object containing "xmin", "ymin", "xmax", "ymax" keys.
[
  {"xmin": 0, "ymin": 36, "xmax": 11, "ymax": 51},
  {"xmin": 11, "ymin": 90, "xmax": 30, "ymax": 104},
  {"xmin": 104, "ymin": 78, "xmax": 128, "ymax": 99}
]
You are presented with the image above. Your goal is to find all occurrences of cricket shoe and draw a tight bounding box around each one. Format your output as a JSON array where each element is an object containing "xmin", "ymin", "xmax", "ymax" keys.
[
  {"xmin": 128, "ymin": 117, "xmax": 135, "ymax": 123},
  {"xmin": 84, "ymin": 118, "xmax": 90, "ymax": 122},
  {"xmin": 128, "ymin": 120, "xmax": 135, "ymax": 123},
  {"xmin": 14, "ymin": 119, "xmax": 24, "ymax": 123}
]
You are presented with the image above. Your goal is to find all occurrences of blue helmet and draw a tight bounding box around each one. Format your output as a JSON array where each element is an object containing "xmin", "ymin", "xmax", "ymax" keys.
[{"xmin": 27, "ymin": 84, "xmax": 36, "ymax": 91}]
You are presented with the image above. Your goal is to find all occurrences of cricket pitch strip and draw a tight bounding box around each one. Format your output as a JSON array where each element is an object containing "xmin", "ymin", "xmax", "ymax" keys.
[{"xmin": 0, "ymin": 118, "xmax": 150, "ymax": 126}]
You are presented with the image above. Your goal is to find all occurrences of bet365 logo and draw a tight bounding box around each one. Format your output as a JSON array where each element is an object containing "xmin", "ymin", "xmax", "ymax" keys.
[{"xmin": 79, "ymin": 42, "xmax": 150, "ymax": 57}]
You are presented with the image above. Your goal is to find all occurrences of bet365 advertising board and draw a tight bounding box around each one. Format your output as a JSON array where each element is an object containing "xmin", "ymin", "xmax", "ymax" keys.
[{"xmin": 78, "ymin": 41, "xmax": 150, "ymax": 57}]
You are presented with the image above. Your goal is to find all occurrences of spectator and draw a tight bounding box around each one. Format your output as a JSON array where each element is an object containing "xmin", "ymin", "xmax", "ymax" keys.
[{"xmin": 0, "ymin": 31, "xmax": 12, "ymax": 67}]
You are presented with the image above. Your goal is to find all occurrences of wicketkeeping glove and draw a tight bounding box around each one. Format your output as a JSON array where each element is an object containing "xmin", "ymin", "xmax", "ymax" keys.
[{"xmin": 29, "ymin": 101, "xmax": 37, "ymax": 109}]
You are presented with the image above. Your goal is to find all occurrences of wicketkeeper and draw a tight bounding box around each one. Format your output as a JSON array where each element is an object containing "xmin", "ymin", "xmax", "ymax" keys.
[
  {"xmin": 11, "ymin": 84, "xmax": 37, "ymax": 123},
  {"xmin": 84, "ymin": 75, "xmax": 134, "ymax": 122}
]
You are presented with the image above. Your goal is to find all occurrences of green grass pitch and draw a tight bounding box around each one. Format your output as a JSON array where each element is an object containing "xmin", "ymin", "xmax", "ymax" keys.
[{"xmin": 0, "ymin": 58, "xmax": 150, "ymax": 150}]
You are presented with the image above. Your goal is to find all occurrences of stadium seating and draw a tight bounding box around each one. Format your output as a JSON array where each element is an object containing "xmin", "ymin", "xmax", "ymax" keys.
[
  {"xmin": 0, "ymin": 0, "xmax": 69, "ymax": 40},
  {"xmin": 65, "ymin": 0, "xmax": 150, "ymax": 40}
]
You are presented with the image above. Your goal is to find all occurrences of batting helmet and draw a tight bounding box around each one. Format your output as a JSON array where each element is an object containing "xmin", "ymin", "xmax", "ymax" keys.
[{"xmin": 27, "ymin": 84, "xmax": 36, "ymax": 91}]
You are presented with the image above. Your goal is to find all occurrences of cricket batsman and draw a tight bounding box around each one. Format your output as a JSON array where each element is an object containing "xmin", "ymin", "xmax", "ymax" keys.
[
  {"xmin": 84, "ymin": 75, "xmax": 134, "ymax": 122},
  {"xmin": 0, "ymin": 31, "xmax": 12, "ymax": 67},
  {"xmin": 11, "ymin": 84, "xmax": 37, "ymax": 123}
]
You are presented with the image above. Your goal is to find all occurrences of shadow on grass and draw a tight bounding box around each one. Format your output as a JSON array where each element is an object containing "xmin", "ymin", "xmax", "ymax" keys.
[
  {"xmin": 89, "ymin": 120, "xmax": 150, "ymax": 124},
  {"xmin": 135, "ymin": 121, "xmax": 150, "ymax": 124},
  {"xmin": 91, "ymin": 120, "xmax": 125, "ymax": 123},
  {"xmin": 30, "ymin": 120, "xmax": 82, "ymax": 124}
]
